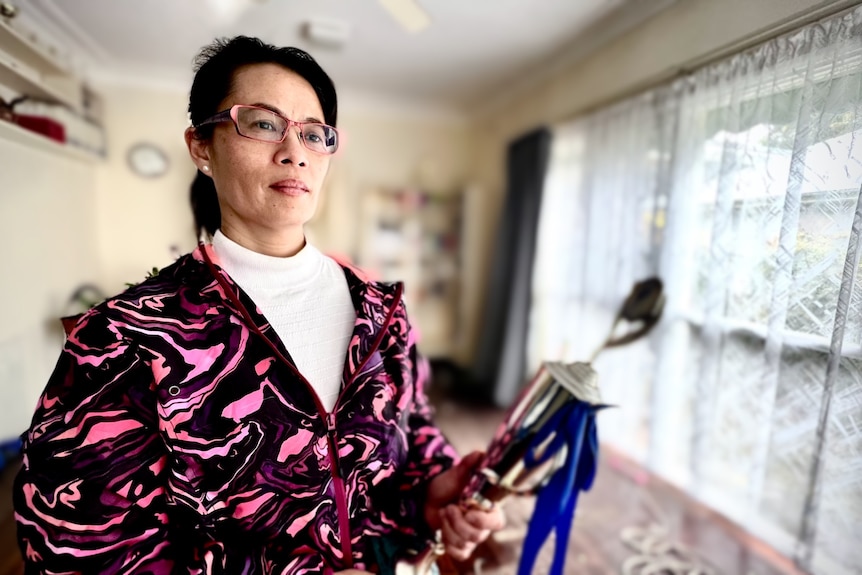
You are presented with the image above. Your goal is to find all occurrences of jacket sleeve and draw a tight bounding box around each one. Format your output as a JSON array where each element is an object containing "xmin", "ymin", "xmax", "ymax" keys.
[
  {"xmin": 396, "ymin": 309, "xmax": 459, "ymax": 524},
  {"xmin": 13, "ymin": 309, "xmax": 175, "ymax": 574},
  {"xmin": 14, "ymin": 309, "xmax": 338, "ymax": 575}
]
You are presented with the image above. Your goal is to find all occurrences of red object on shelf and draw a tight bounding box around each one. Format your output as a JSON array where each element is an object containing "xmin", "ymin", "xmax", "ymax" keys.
[{"xmin": 15, "ymin": 114, "xmax": 66, "ymax": 143}]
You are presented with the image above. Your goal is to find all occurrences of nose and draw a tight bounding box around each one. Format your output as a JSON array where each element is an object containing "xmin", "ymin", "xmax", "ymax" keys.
[{"xmin": 275, "ymin": 123, "xmax": 308, "ymax": 167}]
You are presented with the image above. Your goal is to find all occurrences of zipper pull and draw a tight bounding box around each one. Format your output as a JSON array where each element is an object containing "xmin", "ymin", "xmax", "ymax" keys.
[{"xmin": 325, "ymin": 412, "xmax": 342, "ymax": 478}]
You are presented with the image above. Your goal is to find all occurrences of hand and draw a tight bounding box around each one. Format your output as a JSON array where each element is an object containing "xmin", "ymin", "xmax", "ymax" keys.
[{"xmin": 424, "ymin": 451, "xmax": 506, "ymax": 562}]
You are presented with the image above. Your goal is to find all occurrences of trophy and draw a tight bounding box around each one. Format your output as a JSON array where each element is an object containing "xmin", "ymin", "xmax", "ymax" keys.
[{"xmin": 395, "ymin": 277, "xmax": 665, "ymax": 575}]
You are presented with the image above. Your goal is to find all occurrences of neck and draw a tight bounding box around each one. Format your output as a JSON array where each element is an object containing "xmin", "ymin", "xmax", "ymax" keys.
[{"xmin": 219, "ymin": 222, "xmax": 305, "ymax": 257}]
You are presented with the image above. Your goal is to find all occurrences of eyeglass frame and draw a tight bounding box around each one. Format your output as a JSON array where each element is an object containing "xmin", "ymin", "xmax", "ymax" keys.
[{"xmin": 194, "ymin": 104, "xmax": 339, "ymax": 154}]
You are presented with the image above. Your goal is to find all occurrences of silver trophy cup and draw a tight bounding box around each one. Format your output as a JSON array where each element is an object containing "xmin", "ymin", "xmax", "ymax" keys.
[
  {"xmin": 395, "ymin": 278, "xmax": 665, "ymax": 575},
  {"xmin": 460, "ymin": 361, "xmax": 602, "ymax": 513}
]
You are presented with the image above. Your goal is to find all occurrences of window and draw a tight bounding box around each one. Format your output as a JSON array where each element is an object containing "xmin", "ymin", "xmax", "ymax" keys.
[{"xmin": 530, "ymin": 7, "xmax": 862, "ymax": 573}]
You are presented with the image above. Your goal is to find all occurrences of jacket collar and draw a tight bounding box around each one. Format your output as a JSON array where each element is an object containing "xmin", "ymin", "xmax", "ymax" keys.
[{"xmin": 188, "ymin": 243, "xmax": 403, "ymax": 380}]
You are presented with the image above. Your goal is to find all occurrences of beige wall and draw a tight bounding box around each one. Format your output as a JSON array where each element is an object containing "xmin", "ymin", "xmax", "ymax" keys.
[
  {"xmin": 94, "ymin": 84, "xmax": 198, "ymax": 294},
  {"xmin": 3, "ymin": 0, "xmax": 842, "ymax": 436},
  {"xmin": 92, "ymin": 83, "xmax": 477, "ymax": 271},
  {"xmin": 90, "ymin": 84, "xmax": 480, "ymax": 360},
  {"xmin": 477, "ymin": 0, "xmax": 850, "ymax": 150},
  {"xmin": 465, "ymin": 0, "xmax": 848, "ymax": 363},
  {"xmin": 0, "ymin": 139, "xmax": 98, "ymax": 439},
  {"xmin": 89, "ymin": 0, "xmax": 846, "ymax": 369},
  {"xmin": 307, "ymin": 106, "xmax": 475, "ymax": 263},
  {"xmin": 308, "ymin": 107, "xmax": 480, "ymax": 360}
]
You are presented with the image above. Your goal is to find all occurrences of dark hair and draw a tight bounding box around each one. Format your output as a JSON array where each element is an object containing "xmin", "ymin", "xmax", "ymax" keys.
[{"xmin": 188, "ymin": 36, "xmax": 338, "ymax": 240}]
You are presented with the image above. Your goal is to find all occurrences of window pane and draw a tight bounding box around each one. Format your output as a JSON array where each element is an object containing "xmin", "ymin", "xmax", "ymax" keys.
[{"xmin": 761, "ymin": 345, "xmax": 825, "ymax": 536}]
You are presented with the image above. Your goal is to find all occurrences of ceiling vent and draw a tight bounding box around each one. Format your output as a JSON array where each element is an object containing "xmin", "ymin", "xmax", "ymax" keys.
[{"xmin": 301, "ymin": 19, "xmax": 351, "ymax": 49}]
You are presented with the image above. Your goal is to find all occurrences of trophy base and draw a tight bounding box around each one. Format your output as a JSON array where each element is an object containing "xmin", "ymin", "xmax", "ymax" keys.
[{"xmin": 394, "ymin": 544, "xmax": 443, "ymax": 575}]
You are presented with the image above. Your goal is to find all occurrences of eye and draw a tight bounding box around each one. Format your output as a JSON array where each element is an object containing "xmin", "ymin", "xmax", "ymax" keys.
[
  {"xmin": 255, "ymin": 120, "xmax": 277, "ymax": 132},
  {"xmin": 303, "ymin": 125, "xmax": 331, "ymax": 145}
]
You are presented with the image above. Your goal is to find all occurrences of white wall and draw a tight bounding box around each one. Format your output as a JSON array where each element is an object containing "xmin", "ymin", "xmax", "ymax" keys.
[
  {"xmin": 93, "ymin": 84, "xmax": 198, "ymax": 294},
  {"xmin": 477, "ymin": 0, "xmax": 850, "ymax": 149},
  {"xmin": 0, "ymin": 139, "xmax": 99, "ymax": 439},
  {"xmin": 90, "ymin": 83, "xmax": 479, "ymax": 360},
  {"xmin": 308, "ymin": 104, "xmax": 479, "ymax": 360},
  {"xmin": 0, "ymin": 83, "xmax": 478, "ymax": 438},
  {"xmin": 464, "ymin": 0, "xmax": 847, "ymax": 363},
  {"xmin": 308, "ymin": 103, "xmax": 475, "ymax": 262},
  {"xmin": 3, "ymin": 0, "xmax": 841, "ymax": 438}
]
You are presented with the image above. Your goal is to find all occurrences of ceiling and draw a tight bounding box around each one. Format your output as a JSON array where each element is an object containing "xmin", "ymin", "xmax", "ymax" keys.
[{"xmin": 20, "ymin": 0, "xmax": 669, "ymax": 116}]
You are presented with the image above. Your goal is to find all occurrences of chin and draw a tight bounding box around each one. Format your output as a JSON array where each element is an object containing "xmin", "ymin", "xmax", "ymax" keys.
[{"xmin": 271, "ymin": 210, "xmax": 316, "ymax": 229}]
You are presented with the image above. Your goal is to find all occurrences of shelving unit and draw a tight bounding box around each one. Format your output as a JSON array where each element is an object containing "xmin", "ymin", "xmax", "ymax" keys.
[
  {"xmin": 359, "ymin": 187, "xmax": 465, "ymax": 358},
  {"xmin": 0, "ymin": 18, "xmax": 78, "ymax": 109},
  {"xmin": 0, "ymin": 15, "xmax": 103, "ymax": 161},
  {"xmin": 0, "ymin": 18, "xmax": 68, "ymax": 75},
  {"xmin": 0, "ymin": 118, "xmax": 97, "ymax": 163},
  {"xmin": 0, "ymin": 52, "xmax": 74, "ymax": 106}
]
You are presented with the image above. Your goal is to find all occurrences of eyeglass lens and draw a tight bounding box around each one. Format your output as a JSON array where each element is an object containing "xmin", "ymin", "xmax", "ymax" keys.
[{"xmin": 236, "ymin": 107, "xmax": 337, "ymax": 153}]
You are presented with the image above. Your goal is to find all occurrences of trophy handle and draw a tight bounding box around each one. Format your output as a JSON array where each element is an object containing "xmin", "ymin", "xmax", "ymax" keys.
[{"xmin": 590, "ymin": 277, "xmax": 665, "ymax": 362}]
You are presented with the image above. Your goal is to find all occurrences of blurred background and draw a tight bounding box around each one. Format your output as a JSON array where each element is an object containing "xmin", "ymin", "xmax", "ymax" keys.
[{"xmin": 1, "ymin": 0, "xmax": 861, "ymax": 573}]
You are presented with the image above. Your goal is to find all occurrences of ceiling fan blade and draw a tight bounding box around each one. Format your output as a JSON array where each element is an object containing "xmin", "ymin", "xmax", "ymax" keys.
[
  {"xmin": 205, "ymin": 0, "xmax": 255, "ymax": 25},
  {"xmin": 378, "ymin": 0, "xmax": 431, "ymax": 33}
]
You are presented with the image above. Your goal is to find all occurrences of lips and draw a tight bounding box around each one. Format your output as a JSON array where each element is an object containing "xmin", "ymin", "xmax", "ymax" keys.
[{"xmin": 270, "ymin": 179, "xmax": 309, "ymax": 196}]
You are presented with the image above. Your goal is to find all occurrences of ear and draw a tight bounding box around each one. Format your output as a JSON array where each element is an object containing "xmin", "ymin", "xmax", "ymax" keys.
[{"xmin": 185, "ymin": 127, "xmax": 212, "ymax": 173}]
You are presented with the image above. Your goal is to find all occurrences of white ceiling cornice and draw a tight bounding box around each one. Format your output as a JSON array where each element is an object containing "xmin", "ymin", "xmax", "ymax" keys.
[
  {"xmin": 15, "ymin": 0, "xmax": 666, "ymax": 123},
  {"xmin": 470, "ymin": 0, "xmax": 679, "ymax": 122}
]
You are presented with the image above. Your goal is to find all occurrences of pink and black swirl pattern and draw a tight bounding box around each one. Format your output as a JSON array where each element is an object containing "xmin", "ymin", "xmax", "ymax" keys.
[{"xmin": 14, "ymin": 245, "xmax": 457, "ymax": 574}]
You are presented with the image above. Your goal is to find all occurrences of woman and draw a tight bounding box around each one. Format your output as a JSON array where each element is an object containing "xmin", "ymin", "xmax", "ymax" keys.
[{"xmin": 14, "ymin": 36, "xmax": 503, "ymax": 574}]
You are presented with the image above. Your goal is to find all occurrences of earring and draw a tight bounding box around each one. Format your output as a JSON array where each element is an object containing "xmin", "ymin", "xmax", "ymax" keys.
[{"xmin": 202, "ymin": 165, "xmax": 210, "ymax": 172}]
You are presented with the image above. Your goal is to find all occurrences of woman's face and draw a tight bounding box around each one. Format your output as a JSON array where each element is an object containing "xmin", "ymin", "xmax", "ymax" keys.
[{"xmin": 188, "ymin": 63, "xmax": 331, "ymax": 252}]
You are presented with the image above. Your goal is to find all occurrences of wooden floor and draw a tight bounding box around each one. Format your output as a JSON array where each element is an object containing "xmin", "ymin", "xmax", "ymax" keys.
[
  {"xmin": 0, "ymin": 395, "xmax": 808, "ymax": 575},
  {"xmin": 432, "ymin": 398, "xmax": 807, "ymax": 575}
]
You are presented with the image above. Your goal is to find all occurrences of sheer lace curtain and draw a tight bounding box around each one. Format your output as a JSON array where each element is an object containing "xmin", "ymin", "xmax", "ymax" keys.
[{"xmin": 529, "ymin": 7, "xmax": 862, "ymax": 574}]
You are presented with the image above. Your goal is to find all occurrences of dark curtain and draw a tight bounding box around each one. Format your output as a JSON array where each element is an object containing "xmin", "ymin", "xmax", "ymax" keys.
[{"xmin": 467, "ymin": 127, "xmax": 552, "ymax": 407}]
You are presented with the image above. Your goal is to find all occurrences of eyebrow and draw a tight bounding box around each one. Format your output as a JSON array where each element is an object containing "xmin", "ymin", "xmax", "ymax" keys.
[{"xmin": 251, "ymin": 102, "xmax": 324, "ymax": 125}]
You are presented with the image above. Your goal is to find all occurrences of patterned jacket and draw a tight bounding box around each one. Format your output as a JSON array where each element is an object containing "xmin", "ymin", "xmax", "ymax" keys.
[{"xmin": 14, "ymin": 244, "xmax": 457, "ymax": 574}]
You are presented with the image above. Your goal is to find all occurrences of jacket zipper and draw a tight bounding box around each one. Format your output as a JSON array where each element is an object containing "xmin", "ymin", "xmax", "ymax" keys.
[
  {"xmin": 325, "ymin": 410, "xmax": 352, "ymax": 567},
  {"xmin": 200, "ymin": 248, "xmax": 404, "ymax": 568}
]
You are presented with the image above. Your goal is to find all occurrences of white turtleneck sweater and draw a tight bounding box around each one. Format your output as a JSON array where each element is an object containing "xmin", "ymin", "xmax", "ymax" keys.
[{"xmin": 212, "ymin": 231, "xmax": 356, "ymax": 412}]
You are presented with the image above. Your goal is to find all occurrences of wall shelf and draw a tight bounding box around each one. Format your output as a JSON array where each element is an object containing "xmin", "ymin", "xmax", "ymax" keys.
[
  {"xmin": 0, "ymin": 18, "xmax": 81, "ymax": 112},
  {"xmin": 0, "ymin": 51, "xmax": 76, "ymax": 108},
  {"xmin": 0, "ymin": 118, "xmax": 99, "ymax": 163},
  {"xmin": 0, "ymin": 16, "xmax": 102, "ymax": 154},
  {"xmin": 0, "ymin": 18, "xmax": 68, "ymax": 75}
]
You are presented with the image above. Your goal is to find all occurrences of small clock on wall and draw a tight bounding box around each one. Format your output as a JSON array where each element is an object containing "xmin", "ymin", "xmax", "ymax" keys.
[{"xmin": 127, "ymin": 142, "xmax": 169, "ymax": 178}]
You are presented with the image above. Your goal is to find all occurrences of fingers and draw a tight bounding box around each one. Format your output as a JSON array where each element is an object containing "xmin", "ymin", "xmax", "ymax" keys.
[
  {"xmin": 441, "ymin": 506, "xmax": 481, "ymax": 561},
  {"xmin": 466, "ymin": 504, "xmax": 506, "ymax": 532},
  {"xmin": 440, "ymin": 504, "xmax": 493, "ymax": 562},
  {"xmin": 458, "ymin": 450, "xmax": 485, "ymax": 472},
  {"xmin": 424, "ymin": 451, "xmax": 494, "ymax": 534}
]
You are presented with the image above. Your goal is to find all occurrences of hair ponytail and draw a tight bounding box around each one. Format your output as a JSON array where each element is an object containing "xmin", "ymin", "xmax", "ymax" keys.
[{"xmin": 190, "ymin": 170, "xmax": 221, "ymax": 241}]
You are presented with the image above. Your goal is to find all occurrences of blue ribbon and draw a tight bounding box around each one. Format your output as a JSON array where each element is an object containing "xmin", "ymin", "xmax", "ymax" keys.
[{"xmin": 517, "ymin": 401, "xmax": 601, "ymax": 575}]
